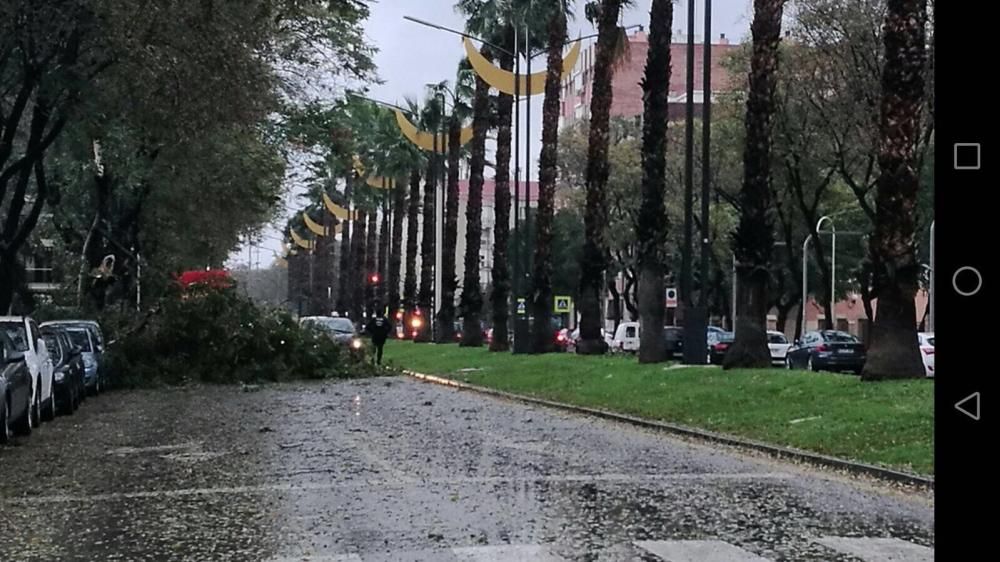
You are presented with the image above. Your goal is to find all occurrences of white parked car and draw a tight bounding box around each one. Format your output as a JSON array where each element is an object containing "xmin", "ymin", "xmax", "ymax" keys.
[
  {"xmin": 611, "ymin": 321, "xmax": 641, "ymax": 352},
  {"xmin": 918, "ymin": 332, "xmax": 934, "ymax": 378},
  {"xmin": 0, "ymin": 316, "xmax": 55, "ymax": 425},
  {"xmin": 567, "ymin": 327, "xmax": 612, "ymax": 353},
  {"xmin": 767, "ymin": 331, "xmax": 792, "ymax": 365}
]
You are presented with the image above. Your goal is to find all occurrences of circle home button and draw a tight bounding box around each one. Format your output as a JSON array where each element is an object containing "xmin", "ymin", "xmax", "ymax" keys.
[{"xmin": 952, "ymin": 267, "xmax": 983, "ymax": 297}]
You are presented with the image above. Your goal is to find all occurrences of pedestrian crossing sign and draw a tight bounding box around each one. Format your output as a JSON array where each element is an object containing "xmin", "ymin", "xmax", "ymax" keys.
[
  {"xmin": 516, "ymin": 298, "xmax": 527, "ymax": 315},
  {"xmin": 554, "ymin": 296, "xmax": 572, "ymax": 313}
]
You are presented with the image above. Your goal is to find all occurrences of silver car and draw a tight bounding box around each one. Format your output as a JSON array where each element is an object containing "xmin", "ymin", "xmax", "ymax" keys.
[{"xmin": 299, "ymin": 316, "xmax": 363, "ymax": 350}]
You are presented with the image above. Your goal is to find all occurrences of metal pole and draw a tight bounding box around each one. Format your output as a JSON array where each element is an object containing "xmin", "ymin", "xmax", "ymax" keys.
[
  {"xmin": 524, "ymin": 23, "xmax": 532, "ymax": 295},
  {"xmin": 816, "ymin": 216, "xmax": 835, "ymax": 329},
  {"xmin": 700, "ymin": 1, "xmax": 712, "ymax": 310},
  {"xmin": 682, "ymin": 0, "xmax": 695, "ymax": 308},
  {"xmin": 136, "ymin": 252, "xmax": 141, "ymax": 311},
  {"xmin": 513, "ymin": 24, "xmax": 521, "ymax": 301},
  {"xmin": 801, "ymin": 234, "xmax": 812, "ymax": 337},
  {"xmin": 929, "ymin": 220, "xmax": 935, "ymax": 332},
  {"xmin": 731, "ymin": 253, "xmax": 736, "ymax": 330}
]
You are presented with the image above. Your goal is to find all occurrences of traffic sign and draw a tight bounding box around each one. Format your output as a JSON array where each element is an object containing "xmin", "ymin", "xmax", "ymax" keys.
[
  {"xmin": 516, "ymin": 298, "xmax": 527, "ymax": 316},
  {"xmin": 665, "ymin": 287, "xmax": 678, "ymax": 308},
  {"xmin": 554, "ymin": 295, "xmax": 572, "ymax": 313}
]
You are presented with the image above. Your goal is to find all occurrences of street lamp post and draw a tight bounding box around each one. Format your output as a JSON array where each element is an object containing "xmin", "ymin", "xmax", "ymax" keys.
[{"xmin": 816, "ymin": 216, "xmax": 836, "ymax": 329}]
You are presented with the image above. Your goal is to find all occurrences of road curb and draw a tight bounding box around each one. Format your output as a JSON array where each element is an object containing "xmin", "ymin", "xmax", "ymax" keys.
[{"xmin": 403, "ymin": 370, "xmax": 934, "ymax": 490}]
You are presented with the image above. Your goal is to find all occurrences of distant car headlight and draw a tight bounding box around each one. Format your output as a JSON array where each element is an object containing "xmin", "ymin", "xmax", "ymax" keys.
[{"xmin": 351, "ymin": 339, "xmax": 363, "ymax": 350}]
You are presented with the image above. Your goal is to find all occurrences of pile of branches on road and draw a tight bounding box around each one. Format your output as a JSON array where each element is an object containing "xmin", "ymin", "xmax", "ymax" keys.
[{"xmin": 96, "ymin": 284, "xmax": 379, "ymax": 388}]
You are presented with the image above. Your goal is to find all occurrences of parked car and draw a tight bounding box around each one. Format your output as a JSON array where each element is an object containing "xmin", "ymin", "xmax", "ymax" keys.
[
  {"xmin": 300, "ymin": 316, "xmax": 363, "ymax": 350},
  {"xmin": 566, "ymin": 327, "xmax": 611, "ymax": 353},
  {"xmin": 767, "ymin": 331, "xmax": 792, "ymax": 365},
  {"xmin": 61, "ymin": 327, "xmax": 102, "ymax": 395},
  {"xmin": 0, "ymin": 316, "xmax": 55, "ymax": 424},
  {"xmin": 786, "ymin": 330, "xmax": 866, "ymax": 374},
  {"xmin": 707, "ymin": 330, "xmax": 735, "ymax": 365},
  {"xmin": 41, "ymin": 320, "xmax": 107, "ymax": 391},
  {"xmin": 40, "ymin": 327, "xmax": 85, "ymax": 414},
  {"xmin": 664, "ymin": 326, "xmax": 684, "ymax": 358},
  {"xmin": 611, "ymin": 322, "xmax": 640, "ymax": 352},
  {"xmin": 2, "ymin": 330, "xmax": 34, "ymax": 442},
  {"xmin": 918, "ymin": 332, "xmax": 934, "ymax": 378}
]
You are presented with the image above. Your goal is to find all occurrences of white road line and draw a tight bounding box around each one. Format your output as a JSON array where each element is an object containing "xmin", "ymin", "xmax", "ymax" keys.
[
  {"xmin": 267, "ymin": 554, "xmax": 363, "ymax": 562},
  {"xmin": 2, "ymin": 473, "xmax": 791, "ymax": 506},
  {"xmin": 635, "ymin": 540, "xmax": 772, "ymax": 562},
  {"xmin": 451, "ymin": 544, "xmax": 565, "ymax": 561},
  {"xmin": 814, "ymin": 537, "xmax": 934, "ymax": 562}
]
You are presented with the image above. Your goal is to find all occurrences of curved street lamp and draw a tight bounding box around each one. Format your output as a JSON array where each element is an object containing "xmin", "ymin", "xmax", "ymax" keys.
[{"xmin": 816, "ymin": 216, "xmax": 837, "ymax": 330}]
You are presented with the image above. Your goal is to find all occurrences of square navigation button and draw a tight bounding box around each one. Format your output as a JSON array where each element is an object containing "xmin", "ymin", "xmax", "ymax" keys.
[{"xmin": 954, "ymin": 143, "xmax": 981, "ymax": 170}]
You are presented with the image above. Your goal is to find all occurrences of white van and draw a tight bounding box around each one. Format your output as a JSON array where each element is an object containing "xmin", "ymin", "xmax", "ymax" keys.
[{"xmin": 611, "ymin": 321, "xmax": 641, "ymax": 352}]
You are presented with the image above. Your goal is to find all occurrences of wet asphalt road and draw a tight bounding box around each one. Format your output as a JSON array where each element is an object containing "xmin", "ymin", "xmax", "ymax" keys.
[{"xmin": 0, "ymin": 377, "xmax": 933, "ymax": 561}]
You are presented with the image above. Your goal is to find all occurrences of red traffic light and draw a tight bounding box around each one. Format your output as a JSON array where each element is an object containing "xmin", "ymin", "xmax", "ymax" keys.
[{"xmin": 369, "ymin": 273, "xmax": 380, "ymax": 283}]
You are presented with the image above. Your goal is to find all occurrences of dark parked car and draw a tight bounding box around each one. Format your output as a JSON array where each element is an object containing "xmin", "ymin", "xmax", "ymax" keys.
[
  {"xmin": 2, "ymin": 330, "xmax": 33, "ymax": 442},
  {"xmin": 707, "ymin": 330, "xmax": 735, "ymax": 365},
  {"xmin": 786, "ymin": 330, "xmax": 866, "ymax": 374},
  {"xmin": 663, "ymin": 327, "xmax": 684, "ymax": 358},
  {"xmin": 41, "ymin": 319, "xmax": 107, "ymax": 390},
  {"xmin": 300, "ymin": 316, "xmax": 363, "ymax": 350},
  {"xmin": 41, "ymin": 327, "xmax": 85, "ymax": 415}
]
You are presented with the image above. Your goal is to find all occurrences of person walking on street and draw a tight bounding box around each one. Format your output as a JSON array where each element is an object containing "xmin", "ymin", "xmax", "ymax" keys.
[{"xmin": 366, "ymin": 305, "xmax": 392, "ymax": 365}]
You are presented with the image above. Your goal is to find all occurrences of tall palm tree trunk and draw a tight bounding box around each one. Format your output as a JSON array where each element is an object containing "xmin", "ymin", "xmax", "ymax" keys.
[
  {"xmin": 403, "ymin": 168, "xmax": 421, "ymax": 338},
  {"xmin": 416, "ymin": 156, "xmax": 436, "ymax": 342},
  {"xmin": 389, "ymin": 179, "xmax": 407, "ymax": 320},
  {"xmin": 723, "ymin": 0, "xmax": 785, "ymax": 369},
  {"xmin": 378, "ymin": 196, "xmax": 390, "ymax": 306},
  {"xmin": 637, "ymin": 0, "xmax": 674, "ymax": 363},
  {"xmin": 578, "ymin": 0, "xmax": 625, "ymax": 355},
  {"xmin": 435, "ymin": 118, "xmax": 461, "ymax": 343},
  {"xmin": 531, "ymin": 6, "xmax": 567, "ymax": 354},
  {"xmin": 461, "ymin": 49, "xmax": 492, "ymax": 347},
  {"xmin": 335, "ymin": 176, "xmax": 353, "ymax": 316},
  {"xmin": 490, "ymin": 41, "xmax": 514, "ymax": 352},
  {"xmin": 365, "ymin": 206, "xmax": 378, "ymax": 316},
  {"xmin": 862, "ymin": 0, "xmax": 927, "ymax": 380},
  {"xmin": 350, "ymin": 207, "xmax": 367, "ymax": 322}
]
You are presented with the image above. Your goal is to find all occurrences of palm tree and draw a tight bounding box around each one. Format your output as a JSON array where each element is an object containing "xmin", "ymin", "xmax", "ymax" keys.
[
  {"xmin": 416, "ymin": 96, "xmax": 444, "ymax": 342},
  {"xmin": 365, "ymin": 196, "xmax": 378, "ymax": 316},
  {"xmin": 862, "ymin": 0, "xmax": 928, "ymax": 380},
  {"xmin": 457, "ymin": 0, "xmax": 510, "ymax": 350},
  {"xmin": 636, "ymin": 0, "xmax": 672, "ymax": 363},
  {"xmin": 459, "ymin": 54, "xmax": 492, "ymax": 347},
  {"xmin": 723, "ymin": 0, "xmax": 786, "ymax": 369},
  {"xmin": 577, "ymin": 0, "xmax": 632, "ymax": 355},
  {"xmin": 335, "ymin": 170, "xmax": 353, "ymax": 316},
  {"xmin": 531, "ymin": 1, "xmax": 569, "ymax": 353},
  {"xmin": 402, "ymin": 166, "xmax": 421, "ymax": 331},
  {"xmin": 350, "ymin": 201, "xmax": 368, "ymax": 322}
]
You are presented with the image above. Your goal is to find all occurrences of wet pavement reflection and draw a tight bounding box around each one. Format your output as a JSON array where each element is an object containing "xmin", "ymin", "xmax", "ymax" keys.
[{"xmin": 0, "ymin": 378, "xmax": 932, "ymax": 561}]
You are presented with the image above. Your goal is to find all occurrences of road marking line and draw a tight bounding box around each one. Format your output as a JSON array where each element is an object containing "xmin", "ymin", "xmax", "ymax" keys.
[
  {"xmin": 813, "ymin": 537, "xmax": 933, "ymax": 562},
  {"xmin": 2, "ymin": 473, "xmax": 792, "ymax": 506},
  {"xmin": 635, "ymin": 540, "xmax": 772, "ymax": 562},
  {"xmin": 267, "ymin": 554, "xmax": 362, "ymax": 562},
  {"xmin": 452, "ymin": 544, "xmax": 565, "ymax": 561}
]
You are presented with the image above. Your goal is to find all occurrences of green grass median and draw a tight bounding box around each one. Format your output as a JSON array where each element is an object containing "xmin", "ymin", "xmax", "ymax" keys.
[{"xmin": 384, "ymin": 340, "xmax": 933, "ymax": 476}]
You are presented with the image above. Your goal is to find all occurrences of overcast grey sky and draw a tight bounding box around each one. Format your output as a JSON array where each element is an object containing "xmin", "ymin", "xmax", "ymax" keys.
[{"xmin": 236, "ymin": 0, "xmax": 755, "ymax": 268}]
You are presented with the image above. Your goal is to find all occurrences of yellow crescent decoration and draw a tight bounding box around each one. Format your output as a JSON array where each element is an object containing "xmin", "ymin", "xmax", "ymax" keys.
[
  {"xmin": 366, "ymin": 176, "xmax": 395, "ymax": 190},
  {"xmin": 463, "ymin": 37, "xmax": 581, "ymax": 96},
  {"xmin": 302, "ymin": 212, "xmax": 327, "ymax": 236},
  {"xmin": 394, "ymin": 109, "xmax": 474, "ymax": 153},
  {"xmin": 290, "ymin": 229, "xmax": 314, "ymax": 251},
  {"xmin": 324, "ymin": 193, "xmax": 349, "ymax": 220},
  {"xmin": 352, "ymin": 154, "xmax": 365, "ymax": 175}
]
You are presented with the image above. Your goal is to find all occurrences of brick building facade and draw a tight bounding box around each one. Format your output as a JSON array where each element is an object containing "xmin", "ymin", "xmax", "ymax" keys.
[{"xmin": 560, "ymin": 31, "xmax": 739, "ymax": 126}]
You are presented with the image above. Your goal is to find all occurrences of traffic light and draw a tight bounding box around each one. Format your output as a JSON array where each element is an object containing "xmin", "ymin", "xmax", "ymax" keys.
[{"xmin": 369, "ymin": 273, "xmax": 380, "ymax": 284}]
